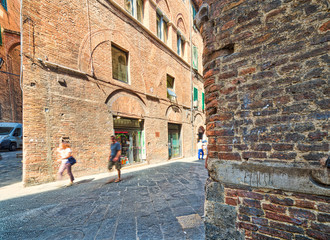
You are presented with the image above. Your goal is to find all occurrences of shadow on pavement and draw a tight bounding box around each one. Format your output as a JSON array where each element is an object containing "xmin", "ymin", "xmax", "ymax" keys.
[
  {"xmin": 75, "ymin": 178, "xmax": 95, "ymax": 185},
  {"xmin": 0, "ymin": 160, "xmax": 207, "ymax": 240}
]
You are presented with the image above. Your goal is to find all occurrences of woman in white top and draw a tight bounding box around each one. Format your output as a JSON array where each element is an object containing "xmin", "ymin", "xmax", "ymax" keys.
[{"xmin": 57, "ymin": 142, "xmax": 74, "ymax": 186}]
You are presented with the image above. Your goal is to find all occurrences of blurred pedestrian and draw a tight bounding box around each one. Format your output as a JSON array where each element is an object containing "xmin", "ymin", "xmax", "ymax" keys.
[
  {"xmin": 57, "ymin": 140, "xmax": 75, "ymax": 186},
  {"xmin": 108, "ymin": 135, "xmax": 122, "ymax": 183},
  {"xmin": 197, "ymin": 139, "xmax": 204, "ymax": 160}
]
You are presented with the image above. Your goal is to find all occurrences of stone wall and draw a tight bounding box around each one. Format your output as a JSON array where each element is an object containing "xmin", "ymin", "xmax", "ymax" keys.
[
  {"xmin": 21, "ymin": 0, "xmax": 204, "ymax": 185},
  {"xmin": 194, "ymin": 0, "xmax": 329, "ymax": 239}
]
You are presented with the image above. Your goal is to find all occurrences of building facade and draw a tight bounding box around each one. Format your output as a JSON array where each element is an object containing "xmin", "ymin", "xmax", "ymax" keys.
[
  {"xmin": 195, "ymin": 0, "xmax": 330, "ymax": 239},
  {"xmin": 21, "ymin": 0, "xmax": 204, "ymax": 185},
  {"xmin": 0, "ymin": 0, "xmax": 22, "ymax": 123}
]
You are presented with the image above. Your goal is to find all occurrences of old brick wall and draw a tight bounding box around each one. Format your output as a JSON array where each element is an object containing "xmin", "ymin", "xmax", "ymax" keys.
[
  {"xmin": 22, "ymin": 0, "xmax": 204, "ymax": 185},
  {"xmin": 0, "ymin": 0, "xmax": 21, "ymax": 122},
  {"xmin": 195, "ymin": 0, "xmax": 329, "ymax": 239}
]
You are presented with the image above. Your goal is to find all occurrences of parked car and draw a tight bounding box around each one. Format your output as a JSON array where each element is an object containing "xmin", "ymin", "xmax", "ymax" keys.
[{"xmin": 0, "ymin": 123, "xmax": 23, "ymax": 151}]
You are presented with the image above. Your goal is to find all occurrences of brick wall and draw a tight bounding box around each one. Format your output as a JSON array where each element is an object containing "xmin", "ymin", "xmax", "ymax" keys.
[
  {"xmin": 228, "ymin": 186, "xmax": 329, "ymax": 240},
  {"xmin": 22, "ymin": 0, "xmax": 204, "ymax": 185},
  {"xmin": 194, "ymin": 0, "xmax": 329, "ymax": 239}
]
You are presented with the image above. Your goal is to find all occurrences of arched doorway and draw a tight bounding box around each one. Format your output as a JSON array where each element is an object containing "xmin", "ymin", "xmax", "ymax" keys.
[
  {"xmin": 106, "ymin": 89, "xmax": 147, "ymax": 165},
  {"xmin": 197, "ymin": 126, "xmax": 205, "ymax": 142}
]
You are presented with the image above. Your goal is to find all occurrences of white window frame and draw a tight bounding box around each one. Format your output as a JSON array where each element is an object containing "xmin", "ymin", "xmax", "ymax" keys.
[
  {"xmin": 156, "ymin": 9, "xmax": 169, "ymax": 43},
  {"xmin": 177, "ymin": 32, "xmax": 185, "ymax": 57},
  {"xmin": 111, "ymin": 44, "xmax": 130, "ymax": 84},
  {"xmin": 125, "ymin": 0, "xmax": 143, "ymax": 22}
]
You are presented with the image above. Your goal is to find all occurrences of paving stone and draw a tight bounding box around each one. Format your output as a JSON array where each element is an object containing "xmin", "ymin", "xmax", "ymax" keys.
[{"xmin": 0, "ymin": 159, "xmax": 208, "ymax": 239}]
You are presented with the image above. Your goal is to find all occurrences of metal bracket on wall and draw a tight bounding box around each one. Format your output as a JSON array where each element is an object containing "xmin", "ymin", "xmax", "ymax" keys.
[{"xmin": 37, "ymin": 58, "xmax": 88, "ymax": 79}]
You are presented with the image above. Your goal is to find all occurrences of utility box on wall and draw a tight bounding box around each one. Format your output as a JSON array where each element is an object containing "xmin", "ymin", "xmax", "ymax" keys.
[{"xmin": 195, "ymin": 0, "xmax": 330, "ymax": 239}]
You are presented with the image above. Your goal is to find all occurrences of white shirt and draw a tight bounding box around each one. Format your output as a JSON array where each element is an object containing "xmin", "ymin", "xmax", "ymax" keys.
[{"xmin": 58, "ymin": 148, "xmax": 72, "ymax": 163}]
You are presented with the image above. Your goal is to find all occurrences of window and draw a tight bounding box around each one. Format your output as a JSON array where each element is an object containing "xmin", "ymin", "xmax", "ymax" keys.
[
  {"xmin": 177, "ymin": 34, "xmax": 184, "ymax": 57},
  {"xmin": 193, "ymin": 87, "xmax": 198, "ymax": 108},
  {"xmin": 202, "ymin": 92, "xmax": 205, "ymax": 110},
  {"xmin": 167, "ymin": 75, "xmax": 176, "ymax": 101},
  {"xmin": 156, "ymin": 11, "xmax": 168, "ymax": 43},
  {"xmin": 157, "ymin": 13, "xmax": 161, "ymax": 39},
  {"xmin": 125, "ymin": 0, "xmax": 143, "ymax": 22},
  {"xmin": 13, "ymin": 128, "xmax": 21, "ymax": 137},
  {"xmin": 192, "ymin": 45, "xmax": 198, "ymax": 70},
  {"xmin": 1, "ymin": 0, "xmax": 7, "ymax": 11},
  {"xmin": 136, "ymin": 0, "xmax": 143, "ymax": 22},
  {"xmin": 112, "ymin": 45, "xmax": 129, "ymax": 83}
]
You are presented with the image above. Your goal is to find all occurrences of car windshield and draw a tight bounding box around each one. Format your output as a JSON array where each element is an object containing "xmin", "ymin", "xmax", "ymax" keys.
[{"xmin": 0, "ymin": 127, "xmax": 14, "ymax": 135}]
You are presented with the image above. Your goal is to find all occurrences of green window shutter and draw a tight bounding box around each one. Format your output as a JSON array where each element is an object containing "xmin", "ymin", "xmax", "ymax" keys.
[
  {"xmin": 202, "ymin": 92, "xmax": 205, "ymax": 110},
  {"xmin": 193, "ymin": 87, "xmax": 198, "ymax": 101},
  {"xmin": 192, "ymin": 45, "xmax": 198, "ymax": 70},
  {"xmin": 191, "ymin": 5, "xmax": 196, "ymax": 20}
]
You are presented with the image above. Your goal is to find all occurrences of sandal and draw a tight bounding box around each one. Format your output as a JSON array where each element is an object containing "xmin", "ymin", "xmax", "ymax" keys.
[{"xmin": 114, "ymin": 179, "xmax": 121, "ymax": 183}]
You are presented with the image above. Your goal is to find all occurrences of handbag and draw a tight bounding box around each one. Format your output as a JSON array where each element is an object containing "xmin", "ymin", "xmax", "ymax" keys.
[{"xmin": 68, "ymin": 156, "xmax": 77, "ymax": 165}]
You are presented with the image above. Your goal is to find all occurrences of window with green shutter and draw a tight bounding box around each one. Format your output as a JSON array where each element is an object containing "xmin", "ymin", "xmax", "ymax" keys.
[
  {"xmin": 1, "ymin": 0, "xmax": 7, "ymax": 11},
  {"xmin": 192, "ymin": 5, "xmax": 197, "ymax": 20},
  {"xmin": 193, "ymin": 87, "xmax": 198, "ymax": 101},
  {"xmin": 202, "ymin": 92, "xmax": 205, "ymax": 110},
  {"xmin": 192, "ymin": 45, "xmax": 198, "ymax": 70}
]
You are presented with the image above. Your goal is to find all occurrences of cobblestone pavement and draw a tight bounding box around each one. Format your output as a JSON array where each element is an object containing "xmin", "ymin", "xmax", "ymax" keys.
[
  {"xmin": 0, "ymin": 158, "xmax": 207, "ymax": 240},
  {"xmin": 0, "ymin": 150, "xmax": 22, "ymax": 187}
]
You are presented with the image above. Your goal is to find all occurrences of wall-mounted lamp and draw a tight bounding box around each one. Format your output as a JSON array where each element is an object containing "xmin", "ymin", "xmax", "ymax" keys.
[
  {"xmin": 116, "ymin": 116, "xmax": 121, "ymax": 119},
  {"xmin": 0, "ymin": 58, "xmax": 4, "ymax": 69}
]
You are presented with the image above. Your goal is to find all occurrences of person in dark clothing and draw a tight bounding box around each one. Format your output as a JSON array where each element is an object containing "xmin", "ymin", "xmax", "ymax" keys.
[{"xmin": 108, "ymin": 135, "xmax": 122, "ymax": 182}]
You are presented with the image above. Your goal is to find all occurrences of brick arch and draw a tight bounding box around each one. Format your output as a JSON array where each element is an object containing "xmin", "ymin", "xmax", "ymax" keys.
[
  {"xmin": 165, "ymin": 105, "xmax": 182, "ymax": 122},
  {"xmin": 90, "ymin": 40, "xmax": 112, "ymax": 80},
  {"xmin": 153, "ymin": 65, "xmax": 177, "ymax": 98},
  {"xmin": 78, "ymin": 29, "xmax": 147, "ymax": 92},
  {"xmin": 106, "ymin": 89, "xmax": 147, "ymax": 117},
  {"xmin": 194, "ymin": 113, "xmax": 204, "ymax": 126},
  {"xmin": 7, "ymin": 41, "xmax": 20, "ymax": 55},
  {"xmin": 176, "ymin": 14, "xmax": 187, "ymax": 35}
]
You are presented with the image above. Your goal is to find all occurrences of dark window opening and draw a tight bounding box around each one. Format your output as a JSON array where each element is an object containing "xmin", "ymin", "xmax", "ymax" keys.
[{"xmin": 112, "ymin": 45, "xmax": 129, "ymax": 83}]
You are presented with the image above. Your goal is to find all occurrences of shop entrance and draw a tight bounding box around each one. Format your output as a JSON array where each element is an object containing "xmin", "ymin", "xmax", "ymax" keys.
[
  {"xmin": 114, "ymin": 117, "xmax": 145, "ymax": 165},
  {"xmin": 168, "ymin": 123, "xmax": 181, "ymax": 159}
]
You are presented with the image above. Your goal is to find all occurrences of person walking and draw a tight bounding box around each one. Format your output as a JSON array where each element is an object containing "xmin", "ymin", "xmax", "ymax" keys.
[
  {"xmin": 197, "ymin": 139, "xmax": 204, "ymax": 160},
  {"xmin": 57, "ymin": 141, "xmax": 75, "ymax": 186},
  {"xmin": 108, "ymin": 135, "xmax": 122, "ymax": 183}
]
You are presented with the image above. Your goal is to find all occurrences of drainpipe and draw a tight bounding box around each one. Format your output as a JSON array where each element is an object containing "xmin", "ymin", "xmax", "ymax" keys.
[
  {"xmin": 20, "ymin": 0, "xmax": 23, "ymax": 92},
  {"xmin": 189, "ymin": 0, "xmax": 194, "ymax": 158}
]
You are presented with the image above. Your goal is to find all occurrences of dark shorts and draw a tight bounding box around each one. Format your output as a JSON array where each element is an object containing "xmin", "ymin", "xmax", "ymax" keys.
[{"xmin": 108, "ymin": 159, "xmax": 122, "ymax": 170}]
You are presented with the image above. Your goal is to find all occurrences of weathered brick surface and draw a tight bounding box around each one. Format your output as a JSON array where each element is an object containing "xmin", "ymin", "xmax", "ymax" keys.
[
  {"xmin": 200, "ymin": 0, "xmax": 329, "ymax": 166},
  {"xmin": 232, "ymin": 187, "xmax": 330, "ymax": 240},
  {"xmin": 0, "ymin": 0, "xmax": 22, "ymax": 123},
  {"xmin": 21, "ymin": 0, "xmax": 204, "ymax": 185},
  {"xmin": 199, "ymin": 0, "xmax": 330, "ymax": 239}
]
